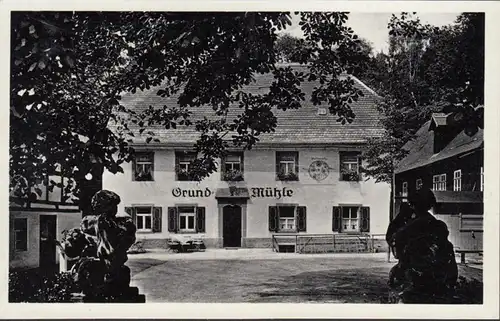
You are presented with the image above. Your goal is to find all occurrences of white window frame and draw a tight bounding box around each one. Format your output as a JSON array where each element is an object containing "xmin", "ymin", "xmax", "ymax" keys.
[
  {"xmin": 278, "ymin": 154, "xmax": 297, "ymax": 175},
  {"xmin": 134, "ymin": 206, "xmax": 153, "ymax": 232},
  {"xmin": 433, "ymin": 174, "xmax": 447, "ymax": 191},
  {"xmin": 278, "ymin": 206, "xmax": 296, "ymax": 231},
  {"xmin": 225, "ymin": 156, "xmax": 242, "ymax": 172},
  {"xmin": 342, "ymin": 206, "xmax": 360, "ymax": 232},
  {"xmin": 14, "ymin": 218, "xmax": 28, "ymax": 252},
  {"xmin": 402, "ymin": 181, "xmax": 408, "ymax": 197},
  {"xmin": 416, "ymin": 178, "xmax": 423, "ymax": 190},
  {"xmin": 453, "ymin": 170, "xmax": 462, "ymax": 191},
  {"xmin": 480, "ymin": 167, "xmax": 484, "ymax": 192},
  {"xmin": 178, "ymin": 206, "xmax": 197, "ymax": 232},
  {"xmin": 134, "ymin": 153, "xmax": 154, "ymax": 181}
]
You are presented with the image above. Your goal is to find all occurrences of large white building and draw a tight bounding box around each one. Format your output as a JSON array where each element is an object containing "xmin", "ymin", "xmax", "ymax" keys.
[{"xmin": 103, "ymin": 67, "xmax": 391, "ymax": 252}]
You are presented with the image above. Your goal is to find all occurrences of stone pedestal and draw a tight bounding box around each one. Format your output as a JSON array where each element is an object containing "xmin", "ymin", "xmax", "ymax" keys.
[{"xmin": 70, "ymin": 286, "xmax": 145, "ymax": 303}]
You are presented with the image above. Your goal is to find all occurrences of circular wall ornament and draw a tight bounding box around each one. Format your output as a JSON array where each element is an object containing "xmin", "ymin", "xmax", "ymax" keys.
[{"xmin": 308, "ymin": 160, "xmax": 330, "ymax": 181}]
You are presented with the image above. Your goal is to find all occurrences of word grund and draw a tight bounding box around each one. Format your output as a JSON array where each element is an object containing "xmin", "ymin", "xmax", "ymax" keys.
[
  {"xmin": 251, "ymin": 187, "xmax": 293, "ymax": 199},
  {"xmin": 172, "ymin": 187, "xmax": 212, "ymax": 198}
]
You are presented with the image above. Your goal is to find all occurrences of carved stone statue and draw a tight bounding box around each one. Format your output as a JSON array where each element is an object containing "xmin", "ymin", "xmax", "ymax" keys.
[
  {"xmin": 58, "ymin": 190, "xmax": 143, "ymax": 302},
  {"xmin": 386, "ymin": 188, "xmax": 458, "ymax": 303}
]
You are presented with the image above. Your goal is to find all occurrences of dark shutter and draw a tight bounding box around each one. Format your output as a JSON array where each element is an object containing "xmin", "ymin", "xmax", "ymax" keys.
[
  {"xmin": 332, "ymin": 206, "xmax": 341, "ymax": 232},
  {"xmin": 275, "ymin": 152, "xmax": 280, "ymax": 180},
  {"xmin": 125, "ymin": 207, "xmax": 137, "ymax": 226},
  {"xmin": 295, "ymin": 152, "xmax": 299, "ymax": 178},
  {"xmin": 132, "ymin": 157, "xmax": 137, "ymax": 181},
  {"xmin": 168, "ymin": 207, "xmax": 178, "ymax": 232},
  {"xmin": 220, "ymin": 155, "xmax": 226, "ymax": 181},
  {"xmin": 269, "ymin": 206, "xmax": 279, "ymax": 232},
  {"xmin": 174, "ymin": 152, "xmax": 179, "ymax": 181},
  {"xmin": 357, "ymin": 153, "xmax": 362, "ymax": 181},
  {"xmin": 152, "ymin": 207, "xmax": 162, "ymax": 232},
  {"xmin": 150, "ymin": 152, "xmax": 155, "ymax": 181},
  {"xmin": 196, "ymin": 207, "xmax": 206, "ymax": 233},
  {"xmin": 240, "ymin": 152, "xmax": 244, "ymax": 178},
  {"xmin": 360, "ymin": 206, "xmax": 370, "ymax": 232},
  {"xmin": 297, "ymin": 206, "xmax": 307, "ymax": 232}
]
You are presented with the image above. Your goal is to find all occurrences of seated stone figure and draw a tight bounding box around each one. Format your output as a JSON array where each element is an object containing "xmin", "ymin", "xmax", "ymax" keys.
[
  {"xmin": 388, "ymin": 188, "xmax": 458, "ymax": 303},
  {"xmin": 58, "ymin": 190, "xmax": 136, "ymax": 299}
]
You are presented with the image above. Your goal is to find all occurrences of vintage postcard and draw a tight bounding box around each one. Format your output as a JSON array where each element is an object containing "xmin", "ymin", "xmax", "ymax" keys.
[{"xmin": 2, "ymin": 0, "xmax": 499, "ymax": 319}]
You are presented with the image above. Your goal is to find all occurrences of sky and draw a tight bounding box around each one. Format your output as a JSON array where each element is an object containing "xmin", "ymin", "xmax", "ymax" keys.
[{"xmin": 284, "ymin": 12, "xmax": 461, "ymax": 54}]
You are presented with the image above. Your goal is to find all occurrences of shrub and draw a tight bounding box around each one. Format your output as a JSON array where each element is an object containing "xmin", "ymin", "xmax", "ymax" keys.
[
  {"xmin": 223, "ymin": 169, "xmax": 244, "ymax": 181},
  {"xmin": 9, "ymin": 270, "xmax": 79, "ymax": 302}
]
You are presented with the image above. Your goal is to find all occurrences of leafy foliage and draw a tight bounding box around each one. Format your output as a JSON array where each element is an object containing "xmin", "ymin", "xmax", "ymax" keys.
[
  {"xmin": 9, "ymin": 270, "xmax": 78, "ymax": 302},
  {"xmin": 361, "ymin": 13, "xmax": 484, "ymax": 183},
  {"xmin": 11, "ymin": 12, "xmax": 369, "ymax": 198}
]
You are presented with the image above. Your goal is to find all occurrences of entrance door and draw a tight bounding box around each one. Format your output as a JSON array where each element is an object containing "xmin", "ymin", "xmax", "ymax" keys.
[
  {"xmin": 223, "ymin": 205, "xmax": 242, "ymax": 247},
  {"xmin": 39, "ymin": 215, "xmax": 57, "ymax": 270}
]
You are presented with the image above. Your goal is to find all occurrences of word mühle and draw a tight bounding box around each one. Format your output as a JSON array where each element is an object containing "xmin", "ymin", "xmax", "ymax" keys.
[{"xmin": 251, "ymin": 187, "xmax": 293, "ymax": 199}]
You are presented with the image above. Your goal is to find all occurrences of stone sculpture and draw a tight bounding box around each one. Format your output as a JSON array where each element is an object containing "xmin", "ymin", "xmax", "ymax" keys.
[
  {"xmin": 58, "ymin": 190, "xmax": 145, "ymax": 302},
  {"xmin": 387, "ymin": 188, "xmax": 458, "ymax": 303}
]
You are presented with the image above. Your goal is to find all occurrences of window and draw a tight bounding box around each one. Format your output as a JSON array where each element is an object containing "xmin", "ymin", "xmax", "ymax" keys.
[
  {"xmin": 133, "ymin": 152, "xmax": 154, "ymax": 181},
  {"xmin": 14, "ymin": 218, "xmax": 28, "ymax": 252},
  {"xmin": 402, "ymin": 181, "xmax": 408, "ymax": 197},
  {"xmin": 222, "ymin": 153, "xmax": 244, "ymax": 181},
  {"xmin": 340, "ymin": 152, "xmax": 361, "ymax": 181},
  {"xmin": 332, "ymin": 206, "xmax": 370, "ymax": 233},
  {"xmin": 278, "ymin": 206, "xmax": 296, "ymax": 231},
  {"xmin": 276, "ymin": 152, "xmax": 299, "ymax": 181},
  {"xmin": 178, "ymin": 206, "xmax": 196, "ymax": 232},
  {"xmin": 176, "ymin": 152, "xmax": 196, "ymax": 181},
  {"xmin": 416, "ymin": 179, "xmax": 423, "ymax": 190},
  {"xmin": 342, "ymin": 207, "xmax": 359, "ymax": 232},
  {"xmin": 460, "ymin": 214, "xmax": 483, "ymax": 232},
  {"xmin": 453, "ymin": 170, "xmax": 462, "ymax": 191},
  {"xmin": 167, "ymin": 206, "xmax": 206, "ymax": 233},
  {"xmin": 125, "ymin": 206, "xmax": 162, "ymax": 233},
  {"xmin": 136, "ymin": 206, "xmax": 153, "ymax": 231},
  {"xmin": 269, "ymin": 205, "xmax": 307, "ymax": 232},
  {"xmin": 480, "ymin": 167, "xmax": 484, "ymax": 192},
  {"xmin": 433, "ymin": 174, "xmax": 447, "ymax": 191}
]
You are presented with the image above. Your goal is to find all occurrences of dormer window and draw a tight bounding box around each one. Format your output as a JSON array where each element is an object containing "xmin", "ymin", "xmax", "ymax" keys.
[{"xmin": 318, "ymin": 107, "xmax": 327, "ymax": 115}]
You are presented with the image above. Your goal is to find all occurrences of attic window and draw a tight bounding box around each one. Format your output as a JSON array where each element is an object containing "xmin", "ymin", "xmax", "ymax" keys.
[{"xmin": 318, "ymin": 107, "xmax": 327, "ymax": 115}]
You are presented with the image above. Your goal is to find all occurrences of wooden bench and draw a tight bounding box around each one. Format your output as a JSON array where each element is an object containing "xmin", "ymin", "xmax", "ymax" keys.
[{"xmin": 455, "ymin": 249, "xmax": 483, "ymax": 264}]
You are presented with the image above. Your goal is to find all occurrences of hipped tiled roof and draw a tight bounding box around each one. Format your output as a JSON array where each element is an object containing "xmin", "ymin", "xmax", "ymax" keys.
[
  {"xmin": 395, "ymin": 120, "xmax": 483, "ymax": 174},
  {"xmin": 116, "ymin": 65, "xmax": 384, "ymax": 145}
]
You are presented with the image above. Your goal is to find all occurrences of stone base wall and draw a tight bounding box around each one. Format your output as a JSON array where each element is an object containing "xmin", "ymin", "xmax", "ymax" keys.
[{"xmin": 136, "ymin": 236, "xmax": 389, "ymax": 252}]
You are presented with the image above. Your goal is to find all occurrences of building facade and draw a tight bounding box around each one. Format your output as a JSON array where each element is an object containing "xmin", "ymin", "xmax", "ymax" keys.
[
  {"xmin": 103, "ymin": 69, "xmax": 391, "ymax": 250},
  {"xmin": 394, "ymin": 113, "xmax": 484, "ymax": 251},
  {"xmin": 9, "ymin": 172, "xmax": 81, "ymax": 270}
]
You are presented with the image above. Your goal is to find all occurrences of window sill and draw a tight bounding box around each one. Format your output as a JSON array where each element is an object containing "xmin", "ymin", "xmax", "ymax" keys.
[
  {"xmin": 137, "ymin": 230, "xmax": 155, "ymax": 234},
  {"xmin": 176, "ymin": 230, "xmax": 199, "ymax": 234},
  {"xmin": 133, "ymin": 180, "xmax": 155, "ymax": 182}
]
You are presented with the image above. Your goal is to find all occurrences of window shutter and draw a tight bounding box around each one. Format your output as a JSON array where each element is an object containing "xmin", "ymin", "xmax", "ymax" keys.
[
  {"xmin": 357, "ymin": 154, "xmax": 362, "ymax": 181},
  {"xmin": 132, "ymin": 157, "xmax": 137, "ymax": 181},
  {"xmin": 360, "ymin": 206, "xmax": 370, "ymax": 232},
  {"xmin": 196, "ymin": 207, "xmax": 206, "ymax": 233},
  {"xmin": 125, "ymin": 207, "xmax": 137, "ymax": 226},
  {"xmin": 295, "ymin": 152, "xmax": 299, "ymax": 177},
  {"xmin": 240, "ymin": 153, "xmax": 244, "ymax": 177},
  {"xmin": 150, "ymin": 152, "xmax": 155, "ymax": 181},
  {"xmin": 153, "ymin": 207, "xmax": 162, "ymax": 232},
  {"xmin": 220, "ymin": 155, "xmax": 226, "ymax": 181},
  {"xmin": 297, "ymin": 206, "xmax": 307, "ymax": 232},
  {"xmin": 332, "ymin": 206, "xmax": 341, "ymax": 232},
  {"xmin": 338, "ymin": 152, "xmax": 343, "ymax": 181},
  {"xmin": 275, "ymin": 153, "xmax": 280, "ymax": 180},
  {"xmin": 269, "ymin": 206, "xmax": 279, "ymax": 232},
  {"xmin": 168, "ymin": 207, "xmax": 178, "ymax": 232}
]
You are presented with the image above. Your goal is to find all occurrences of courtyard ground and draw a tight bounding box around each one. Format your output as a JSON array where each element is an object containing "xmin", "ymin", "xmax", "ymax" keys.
[{"xmin": 127, "ymin": 249, "xmax": 483, "ymax": 303}]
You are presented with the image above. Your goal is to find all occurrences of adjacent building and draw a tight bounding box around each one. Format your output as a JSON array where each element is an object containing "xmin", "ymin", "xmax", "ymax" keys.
[
  {"xmin": 103, "ymin": 67, "xmax": 392, "ymax": 251},
  {"xmin": 9, "ymin": 171, "xmax": 81, "ymax": 270},
  {"xmin": 394, "ymin": 112, "xmax": 484, "ymax": 251}
]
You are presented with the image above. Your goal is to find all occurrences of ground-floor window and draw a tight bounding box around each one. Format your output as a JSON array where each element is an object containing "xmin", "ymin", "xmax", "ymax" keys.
[
  {"xmin": 342, "ymin": 206, "xmax": 359, "ymax": 232},
  {"xmin": 433, "ymin": 174, "xmax": 447, "ymax": 191},
  {"xmin": 269, "ymin": 205, "xmax": 306, "ymax": 232},
  {"xmin": 14, "ymin": 218, "xmax": 28, "ymax": 252},
  {"xmin": 125, "ymin": 206, "xmax": 162, "ymax": 232},
  {"xmin": 168, "ymin": 206, "xmax": 206, "ymax": 233},
  {"xmin": 332, "ymin": 206, "xmax": 370, "ymax": 233}
]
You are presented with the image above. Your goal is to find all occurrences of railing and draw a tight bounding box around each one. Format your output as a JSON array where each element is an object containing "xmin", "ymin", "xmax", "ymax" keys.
[{"xmin": 271, "ymin": 233, "xmax": 388, "ymax": 254}]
